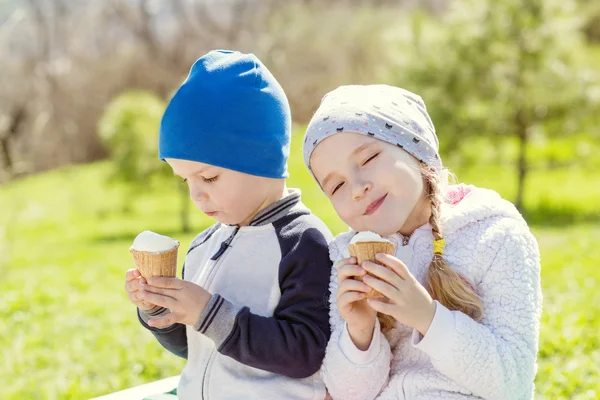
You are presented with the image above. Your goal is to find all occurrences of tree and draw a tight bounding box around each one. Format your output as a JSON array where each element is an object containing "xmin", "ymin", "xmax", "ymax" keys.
[
  {"xmin": 395, "ymin": 0, "xmax": 599, "ymax": 210},
  {"xmin": 98, "ymin": 91, "xmax": 192, "ymax": 233}
]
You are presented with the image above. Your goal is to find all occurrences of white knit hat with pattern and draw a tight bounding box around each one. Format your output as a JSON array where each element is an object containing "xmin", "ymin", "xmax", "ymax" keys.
[{"xmin": 303, "ymin": 85, "xmax": 442, "ymax": 175}]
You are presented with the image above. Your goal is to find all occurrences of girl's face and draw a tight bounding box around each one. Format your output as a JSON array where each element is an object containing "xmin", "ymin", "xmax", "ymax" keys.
[
  {"xmin": 165, "ymin": 158, "xmax": 279, "ymax": 226},
  {"xmin": 310, "ymin": 132, "xmax": 429, "ymax": 236}
]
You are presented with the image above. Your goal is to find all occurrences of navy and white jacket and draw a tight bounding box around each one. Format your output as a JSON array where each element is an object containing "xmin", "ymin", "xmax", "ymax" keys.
[{"xmin": 138, "ymin": 189, "xmax": 333, "ymax": 399}]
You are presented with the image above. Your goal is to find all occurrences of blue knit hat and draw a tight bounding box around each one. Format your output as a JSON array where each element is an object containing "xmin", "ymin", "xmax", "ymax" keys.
[{"xmin": 159, "ymin": 50, "xmax": 291, "ymax": 178}]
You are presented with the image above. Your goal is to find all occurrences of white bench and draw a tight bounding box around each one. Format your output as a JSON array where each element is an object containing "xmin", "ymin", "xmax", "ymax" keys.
[{"xmin": 91, "ymin": 376, "xmax": 180, "ymax": 400}]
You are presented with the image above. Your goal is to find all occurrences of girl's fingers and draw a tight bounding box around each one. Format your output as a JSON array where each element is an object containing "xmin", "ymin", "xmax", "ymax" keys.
[
  {"xmin": 337, "ymin": 291, "xmax": 366, "ymax": 309},
  {"xmin": 337, "ymin": 264, "xmax": 367, "ymax": 281},
  {"xmin": 363, "ymin": 275, "xmax": 399, "ymax": 300},
  {"xmin": 336, "ymin": 257, "xmax": 357, "ymax": 269},
  {"xmin": 337, "ymin": 279, "xmax": 372, "ymax": 299},
  {"xmin": 367, "ymin": 299, "xmax": 396, "ymax": 317},
  {"xmin": 362, "ymin": 261, "xmax": 404, "ymax": 290},
  {"xmin": 375, "ymin": 253, "xmax": 412, "ymax": 281}
]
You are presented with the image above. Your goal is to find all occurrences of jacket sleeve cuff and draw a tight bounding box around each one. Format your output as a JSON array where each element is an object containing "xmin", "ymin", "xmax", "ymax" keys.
[
  {"xmin": 194, "ymin": 294, "xmax": 242, "ymax": 348},
  {"xmin": 338, "ymin": 319, "xmax": 382, "ymax": 365},
  {"xmin": 412, "ymin": 301, "xmax": 456, "ymax": 360},
  {"xmin": 137, "ymin": 307, "xmax": 173, "ymax": 330}
]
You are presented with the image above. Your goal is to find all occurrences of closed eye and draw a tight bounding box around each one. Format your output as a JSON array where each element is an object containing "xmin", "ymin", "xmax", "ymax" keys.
[
  {"xmin": 203, "ymin": 176, "xmax": 219, "ymax": 183},
  {"xmin": 362, "ymin": 153, "xmax": 379, "ymax": 166},
  {"xmin": 331, "ymin": 182, "xmax": 344, "ymax": 195}
]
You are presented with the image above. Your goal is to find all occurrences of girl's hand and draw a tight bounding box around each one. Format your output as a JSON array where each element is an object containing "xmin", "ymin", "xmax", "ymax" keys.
[
  {"xmin": 336, "ymin": 257, "xmax": 378, "ymax": 350},
  {"xmin": 124, "ymin": 268, "xmax": 156, "ymax": 311},
  {"xmin": 138, "ymin": 277, "xmax": 212, "ymax": 328},
  {"xmin": 362, "ymin": 253, "xmax": 436, "ymax": 336}
]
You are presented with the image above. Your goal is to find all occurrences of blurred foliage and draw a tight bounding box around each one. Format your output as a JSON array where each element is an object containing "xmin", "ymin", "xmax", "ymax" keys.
[
  {"xmin": 260, "ymin": 2, "xmax": 398, "ymax": 120},
  {"xmin": 99, "ymin": 91, "xmax": 169, "ymax": 185},
  {"xmin": 579, "ymin": 0, "xmax": 600, "ymax": 42},
  {"xmin": 390, "ymin": 0, "xmax": 600, "ymax": 209},
  {"xmin": 98, "ymin": 91, "xmax": 172, "ymax": 211}
]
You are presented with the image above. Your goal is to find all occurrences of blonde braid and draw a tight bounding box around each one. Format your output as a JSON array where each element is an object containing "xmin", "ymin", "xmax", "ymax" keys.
[{"xmin": 424, "ymin": 165, "xmax": 484, "ymax": 321}]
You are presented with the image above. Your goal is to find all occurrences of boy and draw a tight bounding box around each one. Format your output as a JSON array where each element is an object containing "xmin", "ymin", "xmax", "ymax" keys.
[{"xmin": 124, "ymin": 50, "xmax": 333, "ymax": 399}]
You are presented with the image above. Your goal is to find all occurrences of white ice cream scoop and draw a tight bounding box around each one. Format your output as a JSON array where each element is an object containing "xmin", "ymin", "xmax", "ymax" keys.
[
  {"xmin": 349, "ymin": 231, "xmax": 391, "ymax": 244},
  {"xmin": 130, "ymin": 230, "xmax": 179, "ymax": 253}
]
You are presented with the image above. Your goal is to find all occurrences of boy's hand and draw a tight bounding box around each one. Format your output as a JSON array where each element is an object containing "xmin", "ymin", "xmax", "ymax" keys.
[
  {"xmin": 139, "ymin": 277, "xmax": 212, "ymax": 328},
  {"xmin": 124, "ymin": 269, "xmax": 156, "ymax": 311}
]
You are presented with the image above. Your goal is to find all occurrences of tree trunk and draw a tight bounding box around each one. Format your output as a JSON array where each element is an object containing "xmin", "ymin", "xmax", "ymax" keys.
[
  {"xmin": 0, "ymin": 106, "xmax": 27, "ymax": 178},
  {"xmin": 180, "ymin": 184, "xmax": 190, "ymax": 233},
  {"xmin": 515, "ymin": 109, "xmax": 528, "ymax": 212},
  {"xmin": 0, "ymin": 137, "xmax": 13, "ymax": 175}
]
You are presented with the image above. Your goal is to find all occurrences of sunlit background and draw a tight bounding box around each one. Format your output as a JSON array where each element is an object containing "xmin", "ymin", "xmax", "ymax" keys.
[{"xmin": 0, "ymin": 0, "xmax": 599, "ymax": 398}]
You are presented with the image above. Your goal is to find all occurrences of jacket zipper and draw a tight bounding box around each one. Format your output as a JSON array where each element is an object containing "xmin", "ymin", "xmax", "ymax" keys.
[
  {"xmin": 201, "ymin": 349, "xmax": 217, "ymax": 400},
  {"xmin": 200, "ymin": 227, "xmax": 240, "ymax": 289},
  {"xmin": 198, "ymin": 228, "xmax": 241, "ymax": 399},
  {"xmin": 211, "ymin": 227, "xmax": 239, "ymax": 260}
]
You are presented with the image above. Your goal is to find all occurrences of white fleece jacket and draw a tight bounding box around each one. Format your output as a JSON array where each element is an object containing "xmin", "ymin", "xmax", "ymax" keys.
[{"xmin": 321, "ymin": 185, "xmax": 542, "ymax": 400}]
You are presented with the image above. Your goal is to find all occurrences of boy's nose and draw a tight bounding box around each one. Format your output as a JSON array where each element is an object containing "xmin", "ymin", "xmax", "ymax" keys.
[{"xmin": 190, "ymin": 185, "xmax": 209, "ymax": 202}]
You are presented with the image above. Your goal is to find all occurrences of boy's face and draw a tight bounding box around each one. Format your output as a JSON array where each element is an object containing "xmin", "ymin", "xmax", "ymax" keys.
[
  {"xmin": 309, "ymin": 132, "xmax": 426, "ymax": 237},
  {"xmin": 166, "ymin": 158, "xmax": 279, "ymax": 226}
]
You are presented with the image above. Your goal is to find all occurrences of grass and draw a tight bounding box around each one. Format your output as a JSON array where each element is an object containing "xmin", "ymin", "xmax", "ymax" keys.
[{"xmin": 1, "ymin": 132, "xmax": 599, "ymax": 399}]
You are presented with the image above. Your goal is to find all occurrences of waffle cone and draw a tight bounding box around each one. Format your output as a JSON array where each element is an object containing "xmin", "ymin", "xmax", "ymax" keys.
[
  {"xmin": 348, "ymin": 241, "xmax": 396, "ymax": 298},
  {"xmin": 130, "ymin": 245, "xmax": 179, "ymax": 279}
]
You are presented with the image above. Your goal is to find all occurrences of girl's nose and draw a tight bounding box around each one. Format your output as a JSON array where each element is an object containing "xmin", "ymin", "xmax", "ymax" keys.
[{"xmin": 352, "ymin": 179, "xmax": 372, "ymax": 201}]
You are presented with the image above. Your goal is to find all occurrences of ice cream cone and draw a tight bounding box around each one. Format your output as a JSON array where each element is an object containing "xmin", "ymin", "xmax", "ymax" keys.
[
  {"xmin": 130, "ymin": 245, "xmax": 179, "ymax": 279},
  {"xmin": 348, "ymin": 241, "xmax": 396, "ymax": 298},
  {"xmin": 130, "ymin": 231, "xmax": 180, "ymax": 279}
]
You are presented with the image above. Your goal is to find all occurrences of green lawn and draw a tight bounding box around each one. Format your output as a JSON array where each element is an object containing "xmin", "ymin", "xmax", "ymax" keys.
[{"xmin": 1, "ymin": 132, "xmax": 599, "ymax": 399}]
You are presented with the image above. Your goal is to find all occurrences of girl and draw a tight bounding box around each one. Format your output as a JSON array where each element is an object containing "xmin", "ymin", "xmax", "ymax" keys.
[{"xmin": 303, "ymin": 85, "xmax": 542, "ymax": 399}]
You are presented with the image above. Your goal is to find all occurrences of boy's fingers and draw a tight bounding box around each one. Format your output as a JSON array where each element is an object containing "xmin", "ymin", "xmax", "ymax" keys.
[
  {"xmin": 148, "ymin": 313, "xmax": 178, "ymax": 327},
  {"xmin": 128, "ymin": 291, "xmax": 145, "ymax": 305},
  {"xmin": 147, "ymin": 277, "xmax": 184, "ymax": 289},
  {"xmin": 125, "ymin": 269, "xmax": 139, "ymax": 281},
  {"xmin": 142, "ymin": 285, "xmax": 178, "ymax": 297},
  {"xmin": 125, "ymin": 278, "xmax": 141, "ymax": 293},
  {"xmin": 139, "ymin": 290, "xmax": 176, "ymax": 309},
  {"xmin": 126, "ymin": 277, "xmax": 149, "ymax": 294}
]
